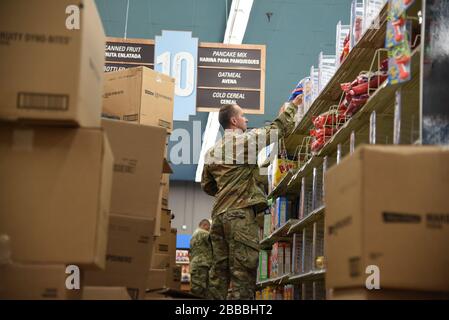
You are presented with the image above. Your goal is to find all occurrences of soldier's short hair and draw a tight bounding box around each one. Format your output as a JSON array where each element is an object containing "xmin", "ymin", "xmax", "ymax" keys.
[
  {"xmin": 199, "ymin": 219, "xmax": 210, "ymax": 227},
  {"xmin": 218, "ymin": 104, "xmax": 238, "ymax": 129}
]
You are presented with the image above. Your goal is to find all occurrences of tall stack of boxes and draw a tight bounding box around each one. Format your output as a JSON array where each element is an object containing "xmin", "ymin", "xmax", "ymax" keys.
[
  {"xmin": 0, "ymin": 0, "xmax": 180, "ymax": 300},
  {"xmin": 325, "ymin": 146, "xmax": 449, "ymax": 300},
  {"xmin": 0, "ymin": 0, "xmax": 111, "ymax": 300},
  {"xmin": 84, "ymin": 65, "xmax": 177, "ymax": 299}
]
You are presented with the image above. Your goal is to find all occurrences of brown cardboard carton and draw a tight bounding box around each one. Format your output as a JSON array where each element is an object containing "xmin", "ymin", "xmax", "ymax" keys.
[
  {"xmin": 161, "ymin": 174, "xmax": 170, "ymax": 209},
  {"xmin": 82, "ymin": 286, "xmax": 131, "ymax": 300},
  {"xmin": 154, "ymin": 188, "xmax": 164, "ymax": 237},
  {"xmin": 163, "ymin": 158, "xmax": 173, "ymax": 174},
  {"xmin": 0, "ymin": 264, "xmax": 82, "ymax": 300},
  {"xmin": 101, "ymin": 119, "xmax": 166, "ymax": 219},
  {"xmin": 0, "ymin": 0, "xmax": 105, "ymax": 127},
  {"xmin": 0, "ymin": 125, "xmax": 113, "ymax": 268},
  {"xmin": 84, "ymin": 214, "xmax": 155, "ymax": 300},
  {"xmin": 102, "ymin": 66, "xmax": 175, "ymax": 132},
  {"xmin": 325, "ymin": 146, "xmax": 449, "ymax": 292},
  {"xmin": 151, "ymin": 224, "xmax": 175, "ymax": 269},
  {"xmin": 153, "ymin": 232, "xmax": 170, "ymax": 257},
  {"xmin": 152, "ymin": 209, "xmax": 171, "ymax": 257},
  {"xmin": 168, "ymin": 228, "xmax": 177, "ymax": 268},
  {"xmin": 154, "ymin": 181, "xmax": 170, "ymax": 236},
  {"xmin": 151, "ymin": 253, "xmax": 170, "ymax": 269},
  {"xmin": 166, "ymin": 265, "xmax": 182, "ymax": 291},
  {"xmin": 146, "ymin": 269, "xmax": 167, "ymax": 291},
  {"xmin": 156, "ymin": 162, "xmax": 172, "ymax": 231},
  {"xmin": 329, "ymin": 288, "xmax": 449, "ymax": 300},
  {"xmin": 160, "ymin": 209, "xmax": 172, "ymax": 235}
]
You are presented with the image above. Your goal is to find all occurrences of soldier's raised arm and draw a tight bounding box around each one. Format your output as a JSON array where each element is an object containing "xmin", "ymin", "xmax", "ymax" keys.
[
  {"xmin": 201, "ymin": 164, "xmax": 218, "ymax": 196},
  {"xmin": 244, "ymin": 94, "xmax": 303, "ymax": 146}
]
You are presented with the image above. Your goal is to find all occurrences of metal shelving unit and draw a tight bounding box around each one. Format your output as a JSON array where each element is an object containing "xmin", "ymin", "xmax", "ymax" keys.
[
  {"xmin": 259, "ymin": 218, "xmax": 298, "ymax": 250},
  {"xmin": 256, "ymin": 274, "xmax": 291, "ymax": 289},
  {"xmin": 256, "ymin": 0, "xmax": 426, "ymax": 300}
]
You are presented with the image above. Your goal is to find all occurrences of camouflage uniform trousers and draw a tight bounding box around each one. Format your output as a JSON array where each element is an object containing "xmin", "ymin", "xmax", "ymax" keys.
[
  {"xmin": 190, "ymin": 265, "xmax": 210, "ymax": 298},
  {"xmin": 208, "ymin": 207, "xmax": 260, "ymax": 300}
]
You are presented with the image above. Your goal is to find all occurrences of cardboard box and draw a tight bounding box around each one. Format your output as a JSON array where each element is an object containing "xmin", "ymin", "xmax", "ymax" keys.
[
  {"xmin": 153, "ymin": 231, "xmax": 170, "ymax": 256},
  {"xmin": 154, "ymin": 169, "xmax": 172, "ymax": 236},
  {"xmin": 147, "ymin": 269, "xmax": 167, "ymax": 291},
  {"xmin": 82, "ymin": 286, "xmax": 131, "ymax": 300},
  {"xmin": 102, "ymin": 119, "xmax": 167, "ymax": 219},
  {"xmin": 161, "ymin": 174, "xmax": 170, "ymax": 209},
  {"xmin": 84, "ymin": 214, "xmax": 155, "ymax": 300},
  {"xmin": 152, "ymin": 210, "xmax": 171, "ymax": 259},
  {"xmin": 0, "ymin": 125, "xmax": 113, "ymax": 268},
  {"xmin": 151, "ymin": 228, "xmax": 177, "ymax": 269},
  {"xmin": 165, "ymin": 265, "xmax": 182, "ymax": 290},
  {"xmin": 168, "ymin": 228, "xmax": 177, "ymax": 267},
  {"xmin": 160, "ymin": 209, "xmax": 172, "ymax": 235},
  {"xmin": 102, "ymin": 66, "xmax": 175, "ymax": 132},
  {"xmin": 325, "ymin": 146, "xmax": 449, "ymax": 292},
  {"xmin": 329, "ymin": 288, "xmax": 449, "ymax": 300},
  {"xmin": 0, "ymin": 0, "xmax": 105, "ymax": 127},
  {"xmin": 0, "ymin": 264, "xmax": 82, "ymax": 300},
  {"xmin": 151, "ymin": 253, "xmax": 170, "ymax": 269}
]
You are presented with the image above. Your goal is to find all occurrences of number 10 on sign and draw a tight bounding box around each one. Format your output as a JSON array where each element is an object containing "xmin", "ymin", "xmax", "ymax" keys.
[
  {"xmin": 155, "ymin": 31, "xmax": 198, "ymax": 121},
  {"xmin": 157, "ymin": 51, "xmax": 195, "ymax": 97}
]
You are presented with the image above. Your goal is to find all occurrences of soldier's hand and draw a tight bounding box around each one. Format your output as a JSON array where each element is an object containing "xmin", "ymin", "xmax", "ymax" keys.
[
  {"xmin": 292, "ymin": 93, "xmax": 303, "ymax": 106},
  {"xmin": 278, "ymin": 103, "xmax": 286, "ymax": 115}
]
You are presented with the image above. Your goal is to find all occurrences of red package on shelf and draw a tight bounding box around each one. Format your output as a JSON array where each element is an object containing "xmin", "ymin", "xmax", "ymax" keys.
[
  {"xmin": 356, "ymin": 74, "xmax": 369, "ymax": 84},
  {"xmin": 311, "ymin": 137, "xmax": 324, "ymax": 153},
  {"xmin": 340, "ymin": 78, "xmax": 359, "ymax": 92},
  {"xmin": 349, "ymin": 74, "xmax": 388, "ymax": 96},
  {"xmin": 310, "ymin": 127, "xmax": 337, "ymax": 138},
  {"xmin": 338, "ymin": 104, "xmax": 348, "ymax": 114},
  {"xmin": 344, "ymin": 94, "xmax": 370, "ymax": 117},
  {"xmin": 312, "ymin": 111, "xmax": 346, "ymax": 129},
  {"xmin": 310, "ymin": 135, "xmax": 332, "ymax": 153}
]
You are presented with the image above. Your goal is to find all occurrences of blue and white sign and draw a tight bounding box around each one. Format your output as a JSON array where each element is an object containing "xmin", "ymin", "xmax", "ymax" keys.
[{"xmin": 155, "ymin": 31, "xmax": 198, "ymax": 121}]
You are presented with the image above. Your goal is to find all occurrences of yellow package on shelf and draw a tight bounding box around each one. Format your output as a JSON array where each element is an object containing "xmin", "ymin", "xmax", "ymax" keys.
[{"xmin": 271, "ymin": 155, "xmax": 297, "ymax": 189}]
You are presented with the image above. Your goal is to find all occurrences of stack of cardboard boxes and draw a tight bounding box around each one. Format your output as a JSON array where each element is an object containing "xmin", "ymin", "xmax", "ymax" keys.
[
  {"xmin": 325, "ymin": 146, "xmax": 449, "ymax": 300},
  {"xmin": 0, "ymin": 0, "xmax": 111, "ymax": 300},
  {"xmin": 83, "ymin": 64, "xmax": 181, "ymax": 299},
  {"xmin": 0, "ymin": 0, "xmax": 180, "ymax": 300}
]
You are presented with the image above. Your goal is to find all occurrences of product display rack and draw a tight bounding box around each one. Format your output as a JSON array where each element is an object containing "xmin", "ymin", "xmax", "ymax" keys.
[
  {"xmin": 259, "ymin": 219, "xmax": 298, "ymax": 250},
  {"xmin": 257, "ymin": 274, "xmax": 291, "ymax": 289},
  {"xmin": 257, "ymin": 0, "xmax": 425, "ymax": 300}
]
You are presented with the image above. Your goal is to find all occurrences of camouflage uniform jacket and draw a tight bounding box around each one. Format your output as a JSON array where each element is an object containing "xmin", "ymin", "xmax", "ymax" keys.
[
  {"xmin": 189, "ymin": 228, "xmax": 212, "ymax": 268},
  {"xmin": 201, "ymin": 102, "xmax": 298, "ymax": 216}
]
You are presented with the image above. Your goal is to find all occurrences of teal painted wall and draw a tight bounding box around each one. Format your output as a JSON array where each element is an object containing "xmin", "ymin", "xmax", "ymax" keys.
[
  {"xmin": 95, "ymin": 0, "xmax": 352, "ymax": 180},
  {"xmin": 244, "ymin": 0, "xmax": 352, "ymax": 128}
]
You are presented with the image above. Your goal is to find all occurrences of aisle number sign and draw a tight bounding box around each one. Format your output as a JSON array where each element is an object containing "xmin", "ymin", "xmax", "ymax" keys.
[
  {"xmin": 104, "ymin": 31, "xmax": 266, "ymax": 121},
  {"xmin": 155, "ymin": 31, "xmax": 198, "ymax": 121}
]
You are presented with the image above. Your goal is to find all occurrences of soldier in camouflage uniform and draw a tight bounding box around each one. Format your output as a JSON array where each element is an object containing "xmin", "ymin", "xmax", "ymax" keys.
[
  {"xmin": 189, "ymin": 219, "xmax": 212, "ymax": 298},
  {"xmin": 201, "ymin": 94, "xmax": 303, "ymax": 300}
]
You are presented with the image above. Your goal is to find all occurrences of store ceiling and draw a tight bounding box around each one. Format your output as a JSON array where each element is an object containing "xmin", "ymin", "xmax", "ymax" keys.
[{"xmin": 95, "ymin": 0, "xmax": 351, "ymax": 181}]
